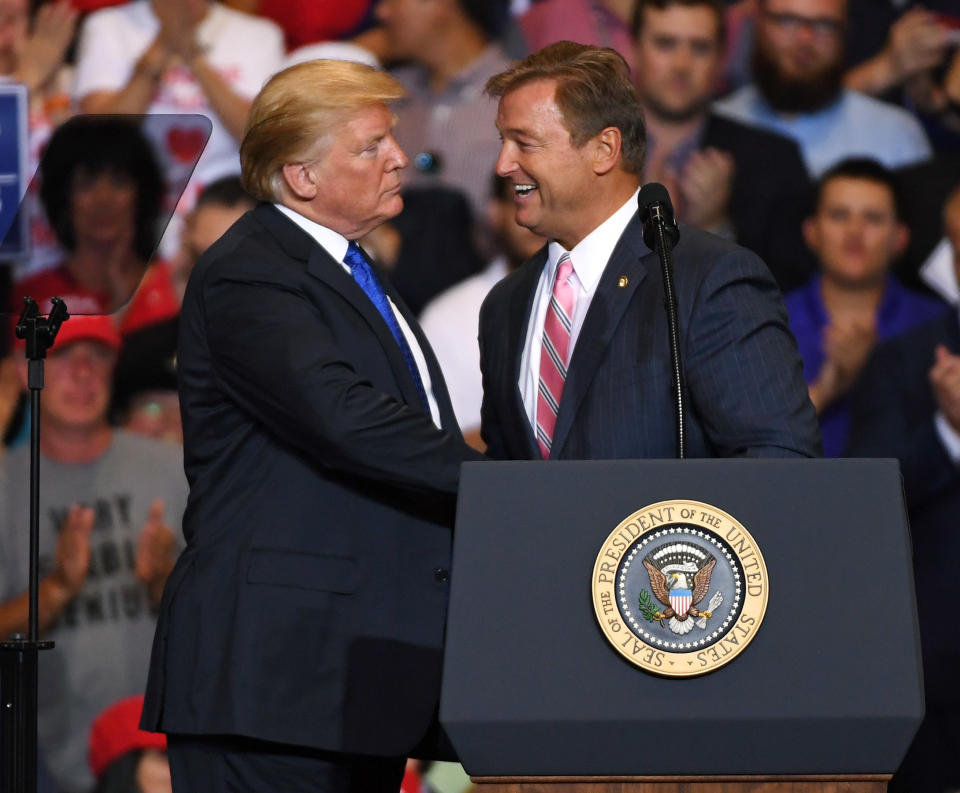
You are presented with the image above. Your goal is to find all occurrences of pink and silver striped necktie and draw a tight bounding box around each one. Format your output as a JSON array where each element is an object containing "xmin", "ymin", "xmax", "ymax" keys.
[{"xmin": 537, "ymin": 252, "xmax": 576, "ymax": 458}]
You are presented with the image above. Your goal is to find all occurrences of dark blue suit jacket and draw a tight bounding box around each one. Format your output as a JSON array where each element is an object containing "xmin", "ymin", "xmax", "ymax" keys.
[
  {"xmin": 479, "ymin": 215, "xmax": 821, "ymax": 460},
  {"xmin": 847, "ymin": 311, "xmax": 960, "ymax": 703},
  {"xmin": 142, "ymin": 204, "xmax": 484, "ymax": 757}
]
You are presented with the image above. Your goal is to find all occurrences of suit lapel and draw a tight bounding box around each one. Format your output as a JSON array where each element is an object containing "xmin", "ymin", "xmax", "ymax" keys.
[
  {"xmin": 505, "ymin": 254, "xmax": 546, "ymax": 458},
  {"xmin": 550, "ymin": 215, "xmax": 654, "ymax": 458},
  {"xmin": 255, "ymin": 205, "xmax": 430, "ymax": 415}
]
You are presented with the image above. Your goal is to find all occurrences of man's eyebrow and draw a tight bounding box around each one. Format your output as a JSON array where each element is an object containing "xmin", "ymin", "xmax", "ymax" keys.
[{"xmin": 363, "ymin": 126, "xmax": 392, "ymax": 146}]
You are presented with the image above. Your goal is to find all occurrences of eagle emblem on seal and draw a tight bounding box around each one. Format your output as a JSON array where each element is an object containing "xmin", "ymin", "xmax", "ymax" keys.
[{"xmin": 641, "ymin": 542, "xmax": 724, "ymax": 636}]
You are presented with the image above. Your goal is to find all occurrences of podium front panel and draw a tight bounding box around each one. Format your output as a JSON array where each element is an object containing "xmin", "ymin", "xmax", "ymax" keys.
[{"xmin": 441, "ymin": 459, "xmax": 922, "ymax": 776}]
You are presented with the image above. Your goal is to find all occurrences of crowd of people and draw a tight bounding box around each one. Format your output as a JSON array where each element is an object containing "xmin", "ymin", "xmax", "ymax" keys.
[{"xmin": 0, "ymin": 0, "xmax": 955, "ymax": 791}]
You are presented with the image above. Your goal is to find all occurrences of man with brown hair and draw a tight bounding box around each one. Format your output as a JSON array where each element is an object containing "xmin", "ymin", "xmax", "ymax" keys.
[
  {"xmin": 141, "ymin": 59, "xmax": 484, "ymax": 793},
  {"xmin": 631, "ymin": 0, "xmax": 814, "ymax": 290},
  {"xmin": 712, "ymin": 0, "xmax": 931, "ymax": 177},
  {"xmin": 375, "ymin": 0, "xmax": 512, "ymax": 216},
  {"xmin": 478, "ymin": 41, "xmax": 820, "ymax": 462}
]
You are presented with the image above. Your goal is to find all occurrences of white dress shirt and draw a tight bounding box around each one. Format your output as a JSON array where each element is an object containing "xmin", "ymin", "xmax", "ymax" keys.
[
  {"xmin": 519, "ymin": 189, "xmax": 640, "ymax": 429},
  {"xmin": 274, "ymin": 203, "xmax": 442, "ymax": 428}
]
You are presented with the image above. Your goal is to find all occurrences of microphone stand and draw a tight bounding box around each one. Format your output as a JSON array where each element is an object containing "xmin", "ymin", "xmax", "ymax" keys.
[
  {"xmin": 0, "ymin": 296, "xmax": 69, "ymax": 793},
  {"xmin": 640, "ymin": 188, "xmax": 685, "ymax": 459}
]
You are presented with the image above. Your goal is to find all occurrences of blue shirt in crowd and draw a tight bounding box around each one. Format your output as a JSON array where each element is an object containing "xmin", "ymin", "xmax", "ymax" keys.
[
  {"xmin": 713, "ymin": 86, "xmax": 931, "ymax": 177},
  {"xmin": 784, "ymin": 274, "xmax": 949, "ymax": 456}
]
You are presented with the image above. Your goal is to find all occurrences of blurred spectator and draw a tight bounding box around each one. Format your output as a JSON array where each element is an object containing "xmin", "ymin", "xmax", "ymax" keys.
[
  {"xmin": 111, "ymin": 319, "xmax": 181, "ymax": 444},
  {"xmin": 631, "ymin": 0, "xmax": 815, "ymax": 290},
  {"xmin": 247, "ymin": 0, "xmax": 371, "ymax": 52},
  {"xmin": 279, "ymin": 5, "xmax": 382, "ymax": 73},
  {"xmin": 0, "ymin": 314, "xmax": 187, "ymax": 793},
  {"xmin": 717, "ymin": 0, "xmax": 757, "ymax": 93},
  {"xmin": 170, "ymin": 174, "xmax": 253, "ymax": 303},
  {"xmin": 517, "ymin": 0, "xmax": 636, "ymax": 71},
  {"xmin": 376, "ymin": 0, "xmax": 513, "ymax": 218},
  {"xmin": 785, "ymin": 157, "xmax": 948, "ymax": 456},
  {"xmin": 0, "ymin": 356, "xmax": 21, "ymax": 449},
  {"xmin": 11, "ymin": 116, "xmax": 175, "ymax": 328},
  {"xmin": 845, "ymin": 3, "xmax": 960, "ymax": 151},
  {"xmin": 73, "ymin": 0, "xmax": 284, "ymax": 198},
  {"xmin": 110, "ymin": 176, "xmax": 254, "ymax": 444},
  {"xmin": 713, "ymin": 0, "xmax": 933, "ymax": 177},
  {"xmin": 0, "ymin": 0, "xmax": 79, "ymax": 276},
  {"xmin": 896, "ymin": 153, "xmax": 960, "ymax": 291},
  {"xmin": 845, "ymin": 5, "xmax": 953, "ymax": 96},
  {"xmin": 374, "ymin": 185, "xmax": 485, "ymax": 315},
  {"xmin": 283, "ymin": 40, "xmax": 381, "ymax": 71},
  {"xmin": 71, "ymin": 0, "xmax": 125, "ymax": 10},
  {"xmin": 847, "ymin": 183, "xmax": 960, "ymax": 793},
  {"xmin": 420, "ymin": 174, "xmax": 545, "ymax": 446},
  {"xmin": 89, "ymin": 695, "xmax": 170, "ymax": 793},
  {"xmin": 0, "ymin": 0, "xmax": 76, "ymax": 123}
]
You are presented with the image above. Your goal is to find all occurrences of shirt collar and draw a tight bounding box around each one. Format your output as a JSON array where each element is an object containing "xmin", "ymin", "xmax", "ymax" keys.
[
  {"xmin": 273, "ymin": 203, "xmax": 349, "ymax": 264},
  {"xmin": 547, "ymin": 188, "xmax": 640, "ymax": 293}
]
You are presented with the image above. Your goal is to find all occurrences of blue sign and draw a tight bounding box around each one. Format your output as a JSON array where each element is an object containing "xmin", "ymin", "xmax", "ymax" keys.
[{"xmin": 0, "ymin": 84, "xmax": 28, "ymax": 260}]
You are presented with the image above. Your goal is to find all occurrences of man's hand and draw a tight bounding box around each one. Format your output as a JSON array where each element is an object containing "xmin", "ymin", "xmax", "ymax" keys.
[
  {"xmin": 646, "ymin": 164, "xmax": 683, "ymax": 220},
  {"xmin": 49, "ymin": 504, "xmax": 94, "ymax": 598},
  {"xmin": 153, "ymin": 0, "xmax": 207, "ymax": 61},
  {"xmin": 810, "ymin": 316, "xmax": 877, "ymax": 412},
  {"xmin": 136, "ymin": 498, "xmax": 176, "ymax": 604},
  {"xmin": 824, "ymin": 315, "xmax": 877, "ymax": 388},
  {"xmin": 931, "ymin": 344, "xmax": 960, "ymax": 433},
  {"xmin": 17, "ymin": 0, "xmax": 77, "ymax": 93},
  {"xmin": 679, "ymin": 148, "xmax": 734, "ymax": 232},
  {"xmin": 884, "ymin": 8, "xmax": 950, "ymax": 83}
]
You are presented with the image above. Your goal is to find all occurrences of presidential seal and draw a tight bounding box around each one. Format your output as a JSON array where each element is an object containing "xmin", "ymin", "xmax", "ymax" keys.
[{"xmin": 592, "ymin": 500, "xmax": 768, "ymax": 677}]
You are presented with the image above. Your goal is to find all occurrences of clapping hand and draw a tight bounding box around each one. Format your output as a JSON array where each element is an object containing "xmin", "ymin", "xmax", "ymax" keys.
[
  {"xmin": 135, "ymin": 498, "xmax": 176, "ymax": 604},
  {"xmin": 931, "ymin": 344, "xmax": 960, "ymax": 433}
]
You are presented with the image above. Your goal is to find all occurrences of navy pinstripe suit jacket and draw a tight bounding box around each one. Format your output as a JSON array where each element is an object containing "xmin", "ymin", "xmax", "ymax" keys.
[
  {"xmin": 479, "ymin": 214, "xmax": 822, "ymax": 460},
  {"xmin": 142, "ymin": 204, "xmax": 484, "ymax": 758}
]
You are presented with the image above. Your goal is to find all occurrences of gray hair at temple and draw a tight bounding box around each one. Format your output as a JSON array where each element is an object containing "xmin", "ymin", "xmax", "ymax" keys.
[{"xmin": 240, "ymin": 59, "xmax": 407, "ymax": 202}]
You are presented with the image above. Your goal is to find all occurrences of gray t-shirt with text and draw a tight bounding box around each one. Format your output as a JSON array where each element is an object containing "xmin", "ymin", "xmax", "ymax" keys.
[{"xmin": 0, "ymin": 432, "xmax": 187, "ymax": 793}]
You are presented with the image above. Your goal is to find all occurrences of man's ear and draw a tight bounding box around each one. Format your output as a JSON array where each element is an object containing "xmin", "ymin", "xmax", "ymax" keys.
[
  {"xmin": 592, "ymin": 127, "xmax": 623, "ymax": 176},
  {"xmin": 281, "ymin": 162, "xmax": 319, "ymax": 201}
]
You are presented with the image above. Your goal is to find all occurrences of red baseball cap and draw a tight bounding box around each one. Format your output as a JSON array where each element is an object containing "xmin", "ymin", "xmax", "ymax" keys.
[
  {"xmin": 88, "ymin": 695, "xmax": 167, "ymax": 780},
  {"xmin": 51, "ymin": 316, "xmax": 122, "ymax": 352}
]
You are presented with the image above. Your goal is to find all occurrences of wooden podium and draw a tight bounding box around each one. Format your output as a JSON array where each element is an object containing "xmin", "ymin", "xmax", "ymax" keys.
[{"xmin": 441, "ymin": 460, "xmax": 923, "ymax": 789}]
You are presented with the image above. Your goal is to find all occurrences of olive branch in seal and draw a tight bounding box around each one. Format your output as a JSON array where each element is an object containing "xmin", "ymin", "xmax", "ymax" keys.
[{"xmin": 638, "ymin": 589, "xmax": 660, "ymax": 622}]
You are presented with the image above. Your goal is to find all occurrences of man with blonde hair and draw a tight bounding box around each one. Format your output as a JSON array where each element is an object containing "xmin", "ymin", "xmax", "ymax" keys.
[
  {"xmin": 479, "ymin": 42, "xmax": 821, "ymax": 461},
  {"xmin": 141, "ymin": 59, "xmax": 484, "ymax": 793}
]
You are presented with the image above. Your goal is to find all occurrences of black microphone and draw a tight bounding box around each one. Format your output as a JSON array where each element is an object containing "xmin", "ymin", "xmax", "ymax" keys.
[
  {"xmin": 638, "ymin": 182, "xmax": 680, "ymax": 251},
  {"xmin": 638, "ymin": 182, "xmax": 686, "ymax": 458}
]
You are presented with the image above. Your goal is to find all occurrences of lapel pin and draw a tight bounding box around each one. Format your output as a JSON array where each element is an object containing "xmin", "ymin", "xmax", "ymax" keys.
[{"xmin": 618, "ymin": 276, "xmax": 628, "ymax": 288}]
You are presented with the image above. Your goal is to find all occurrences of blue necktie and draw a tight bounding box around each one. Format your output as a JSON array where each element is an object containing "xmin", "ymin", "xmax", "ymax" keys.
[{"xmin": 344, "ymin": 241, "xmax": 430, "ymax": 412}]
